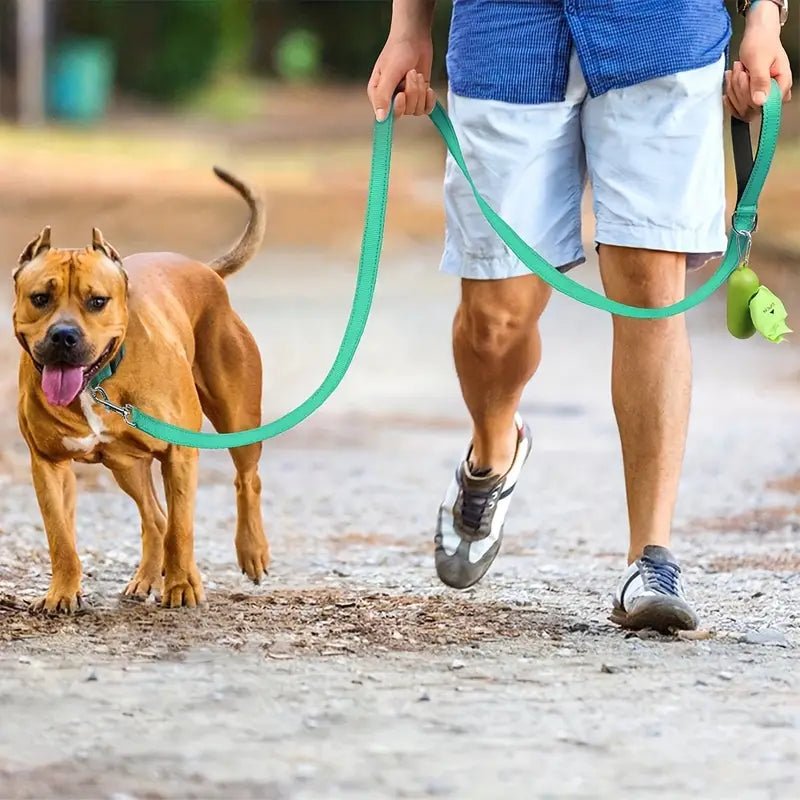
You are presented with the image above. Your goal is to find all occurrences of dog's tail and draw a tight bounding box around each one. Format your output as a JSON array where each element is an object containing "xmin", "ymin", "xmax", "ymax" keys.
[{"xmin": 208, "ymin": 166, "xmax": 266, "ymax": 279}]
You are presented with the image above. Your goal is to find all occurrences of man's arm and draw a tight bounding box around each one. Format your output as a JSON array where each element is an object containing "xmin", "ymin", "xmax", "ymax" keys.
[
  {"xmin": 726, "ymin": 0, "xmax": 792, "ymax": 120},
  {"xmin": 389, "ymin": 0, "xmax": 437, "ymax": 36},
  {"xmin": 367, "ymin": 0, "xmax": 437, "ymax": 121}
]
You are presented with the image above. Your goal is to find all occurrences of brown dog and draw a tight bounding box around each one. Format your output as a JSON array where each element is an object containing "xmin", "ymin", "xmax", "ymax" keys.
[{"xmin": 13, "ymin": 168, "xmax": 269, "ymax": 612}]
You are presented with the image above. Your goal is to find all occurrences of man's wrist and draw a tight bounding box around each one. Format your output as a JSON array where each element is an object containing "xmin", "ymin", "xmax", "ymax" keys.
[{"xmin": 738, "ymin": 0, "xmax": 788, "ymax": 26}]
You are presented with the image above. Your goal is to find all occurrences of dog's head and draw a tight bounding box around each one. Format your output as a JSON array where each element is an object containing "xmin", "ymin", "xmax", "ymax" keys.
[{"xmin": 13, "ymin": 227, "xmax": 128, "ymax": 407}]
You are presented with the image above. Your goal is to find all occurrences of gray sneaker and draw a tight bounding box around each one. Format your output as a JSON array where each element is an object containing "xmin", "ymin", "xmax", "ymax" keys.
[
  {"xmin": 434, "ymin": 416, "xmax": 532, "ymax": 589},
  {"xmin": 610, "ymin": 545, "xmax": 699, "ymax": 633}
]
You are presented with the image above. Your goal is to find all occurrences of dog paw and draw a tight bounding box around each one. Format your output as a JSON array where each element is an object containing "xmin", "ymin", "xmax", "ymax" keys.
[
  {"xmin": 122, "ymin": 568, "xmax": 163, "ymax": 602},
  {"xmin": 162, "ymin": 566, "xmax": 206, "ymax": 609},
  {"xmin": 236, "ymin": 534, "xmax": 271, "ymax": 585},
  {"xmin": 30, "ymin": 586, "xmax": 85, "ymax": 614}
]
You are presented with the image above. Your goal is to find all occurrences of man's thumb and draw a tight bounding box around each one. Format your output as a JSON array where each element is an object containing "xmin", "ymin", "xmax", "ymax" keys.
[
  {"xmin": 748, "ymin": 58, "xmax": 772, "ymax": 106},
  {"xmin": 371, "ymin": 67, "xmax": 404, "ymax": 122}
]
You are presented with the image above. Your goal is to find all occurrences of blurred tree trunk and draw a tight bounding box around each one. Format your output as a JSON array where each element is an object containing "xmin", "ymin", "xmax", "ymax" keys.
[{"xmin": 16, "ymin": 0, "xmax": 46, "ymax": 124}]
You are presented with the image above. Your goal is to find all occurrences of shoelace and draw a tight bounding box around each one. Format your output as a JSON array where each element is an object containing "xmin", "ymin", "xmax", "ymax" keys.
[
  {"xmin": 639, "ymin": 555, "xmax": 682, "ymax": 596},
  {"xmin": 458, "ymin": 479, "xmax": 502, "ymax": 533}
]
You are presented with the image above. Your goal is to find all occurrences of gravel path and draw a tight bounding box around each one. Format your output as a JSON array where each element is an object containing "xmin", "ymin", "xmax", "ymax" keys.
[{"xmin": 0, "ymin": 247, "xmax": 798, "ymax": 799}]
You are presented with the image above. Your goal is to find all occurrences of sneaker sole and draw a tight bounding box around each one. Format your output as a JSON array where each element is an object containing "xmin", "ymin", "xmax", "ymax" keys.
[
  {"xmin": 434, "ymin": 531, "xmax": 503, "ymax": 590},
  {"xmin": 609, "ymin": 595, "xmax": 699, "ymax": 634}
]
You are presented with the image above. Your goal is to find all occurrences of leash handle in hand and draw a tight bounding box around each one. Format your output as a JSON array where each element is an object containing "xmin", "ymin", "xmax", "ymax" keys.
[{"xmin": 100, "ymin": 80, "xmax": 782, "ymax": 448}]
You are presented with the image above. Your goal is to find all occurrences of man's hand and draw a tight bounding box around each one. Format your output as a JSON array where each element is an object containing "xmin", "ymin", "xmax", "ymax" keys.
[
  {"xmin": 725, "ymin": 1, "xmax": 792, "ymax": 121},
  {"xmin": 368, "ymin": 35, "xmax": 436, "ymax": 121}
]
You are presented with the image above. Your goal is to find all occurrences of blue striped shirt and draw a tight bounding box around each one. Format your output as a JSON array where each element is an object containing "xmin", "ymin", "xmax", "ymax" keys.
[{"xmin": 446, "ymin": 0, "xmax": 732, "ymax": 104}]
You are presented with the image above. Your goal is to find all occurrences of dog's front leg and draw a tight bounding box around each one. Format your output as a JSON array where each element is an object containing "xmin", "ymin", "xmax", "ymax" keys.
[
  {"xmin": 29, "ymin": 454, "xmax": 83, "ymax": 613},
  {"xmin": 161, "ymin": 448, "xmax": 205, "ymax": 608}
]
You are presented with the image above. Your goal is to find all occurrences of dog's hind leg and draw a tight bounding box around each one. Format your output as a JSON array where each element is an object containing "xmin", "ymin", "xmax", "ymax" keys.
[
  {"xmin": 112, "ymin": 459, "xmax": 166, "ymax": 601},
  {"xmin": 195, "ymin": 314, "xmax": 270, "ymax": 584}
]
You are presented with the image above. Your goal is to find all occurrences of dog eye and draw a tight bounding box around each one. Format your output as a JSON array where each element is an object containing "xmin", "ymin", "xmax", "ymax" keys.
[
  {"xmin": 30, "ymin": 293, "xmax": 50, "ymax": 309},
  {"xmin": 87, "ymin": 297, "xmax": 109, "ymax": 312}
]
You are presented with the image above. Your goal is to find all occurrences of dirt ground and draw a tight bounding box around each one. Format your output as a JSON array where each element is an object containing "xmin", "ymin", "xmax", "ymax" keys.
[{"xmin": 0, "ymin": 90, "xmax": 799, "ymax": 799}]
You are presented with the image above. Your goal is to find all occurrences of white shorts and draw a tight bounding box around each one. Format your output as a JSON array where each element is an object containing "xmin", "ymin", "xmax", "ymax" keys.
[{"xmin": 440, "ymin": 51, "xmax": 727, "ymax": 279}]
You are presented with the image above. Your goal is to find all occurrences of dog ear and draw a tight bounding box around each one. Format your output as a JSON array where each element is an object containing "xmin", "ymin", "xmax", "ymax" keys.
[
  {"xmin": 16, "ymin": 226, "xmax": 52, "ymax": 276},
  {"xmin": 92, "ymin": 227, "xmax": 123, "ymax": 266}
]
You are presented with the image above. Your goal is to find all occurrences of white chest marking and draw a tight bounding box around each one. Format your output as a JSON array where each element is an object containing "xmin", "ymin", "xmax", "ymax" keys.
[{"xmin": 62, "ymin": 393, "xmax": 113, "ymax": 453}]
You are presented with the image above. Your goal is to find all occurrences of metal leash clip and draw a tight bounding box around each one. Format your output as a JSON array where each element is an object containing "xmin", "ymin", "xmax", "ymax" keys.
[
  {"xmin": 732, "ymin": 224, "xmax": 753, "ymax": 266},
  {"xmin": 89, "ymin": 386, "xmax": 135, "ymax": 426}
]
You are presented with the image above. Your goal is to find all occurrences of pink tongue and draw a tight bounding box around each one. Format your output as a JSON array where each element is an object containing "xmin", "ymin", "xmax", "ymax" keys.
[{"xmin": 41, "ymin": 365, "xmax": 85, "ymax": 407}]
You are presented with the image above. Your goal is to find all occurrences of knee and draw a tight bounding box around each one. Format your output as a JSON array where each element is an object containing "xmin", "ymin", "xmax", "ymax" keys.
[
  {"xmin": 601, "ymin": 246, "xmax": 686, "ymax": 309},
  {"xmin": 456, "ymin": 280, "xmax": 547, "ymax": 359}
]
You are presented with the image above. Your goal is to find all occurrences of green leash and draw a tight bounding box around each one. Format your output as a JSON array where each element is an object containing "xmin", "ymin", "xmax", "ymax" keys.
[{"xmin": 91, "ymin": 81, "xmax": 782, "ymax": 449}]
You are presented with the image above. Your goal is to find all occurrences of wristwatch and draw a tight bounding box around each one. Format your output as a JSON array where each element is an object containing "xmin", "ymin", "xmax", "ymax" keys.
[{"xmin": 738, "ymin": 0, "xmax": 789, "ymax": 25}]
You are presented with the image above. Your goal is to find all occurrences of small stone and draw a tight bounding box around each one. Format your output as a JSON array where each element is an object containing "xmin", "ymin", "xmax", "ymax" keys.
[
  {"xmin": 600, "ymin": 663, "xmax": 620, "ymax": 674},
  {"xmin": 569, "ymin": 622, "xmax": 590, "ymax": 633},
  {"xmin": 758, "ymin": 717, "xmax": 797, "ymax": 729},
  {"xmin": 677, "ymin": 629, "xmax": 714, "ymax": 641},
  {"xmin": 740, "ymin": 629, "xmax": 789, "ymax": 648},
  {"xmin": 295, "ymin": 763, "xmax": 316, "ymax": 781},
  {"xmin": 424, "ymin": 780, "xmax": 454, "ymax": 796},
  {"xmin": 631, "ymin": 629, "xmax": 662, "ymax": 640},
  {"xmin": 85, "ymin": 669, "xmax": 98, "ymax": 682},
  {"xmin": 718, "ymin": 671, "xmax": 734, "ymax": 681},
  {"xmin": 417, "ymin": 690, "xmax": 431, "ymax": 702},
  {"xmin": 449, "ymin": 659, "xmax": 465, "ymax": 671}
]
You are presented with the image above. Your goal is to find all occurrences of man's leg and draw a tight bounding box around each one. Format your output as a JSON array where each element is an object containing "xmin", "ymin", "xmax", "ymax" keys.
[
  {"xmin": 435, "ymin": 66, "xmax": 586, "ymax": 588},
  {"xmin": 601, "ymin": 247, "xmax": 698, "ymax": 632},
  {"xmin": 435, "ymin": 275, "xmax": 549, "ymax": 588},
  {"xmin": 583, "ymin": 55, "xmax": 727, "ymax": 631},
  {"xmin": 454, "ymin": 275, "xmax": 551, "ymax": 474},
  {"xmin": 599, "ymin": 246, "xmax": 691, "ymax": 563}
]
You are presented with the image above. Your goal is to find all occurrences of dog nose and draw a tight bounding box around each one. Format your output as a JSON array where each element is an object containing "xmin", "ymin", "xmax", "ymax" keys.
[{"xmin": 48, "ymin": 324, "xmax": 81, "ymax": 349}]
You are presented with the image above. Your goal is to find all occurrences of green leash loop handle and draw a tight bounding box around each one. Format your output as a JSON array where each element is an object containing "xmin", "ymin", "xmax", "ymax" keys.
[
  {"xmin": 105, "ymin": 80, "xmax": 781, "ymax": 449},
  {"xmin": 429, "ymin": 78, "xmax": 782, "ymax": 318}
]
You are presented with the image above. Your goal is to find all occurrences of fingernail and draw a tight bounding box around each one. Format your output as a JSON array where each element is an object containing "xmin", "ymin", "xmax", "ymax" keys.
[
  {"xmin": 754, "ymin": 91, "xmax": 767, "ymax": 105},
  {"xmin": 376, "ymin": 108, "xmax": 386, "ymax": 122}
]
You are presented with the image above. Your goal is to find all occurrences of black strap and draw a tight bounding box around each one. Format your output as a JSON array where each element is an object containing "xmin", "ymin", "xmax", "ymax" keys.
[{"xmin": 731, "ymin": 115, "xmax": 755, "ymax": 205}]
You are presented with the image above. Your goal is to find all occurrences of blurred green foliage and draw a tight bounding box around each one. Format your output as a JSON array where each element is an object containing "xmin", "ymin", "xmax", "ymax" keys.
[
  {"xmin": 56, "ymin": 0, "xmax": 452, "ymax": 102},
  {"xmin": 273, "ymin": 29, "xmax": 322, "ymax": 82},
  {"xmin": 57, "ymin": 0, "xmax": 252, "ymax": 102},
  {"xmin": 256, "ymin": 1, "xmax": 453, "ymax": 81},
  {"xmin": 53, "ymin": 0, "xmax": 797, "ymax": 103}
]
